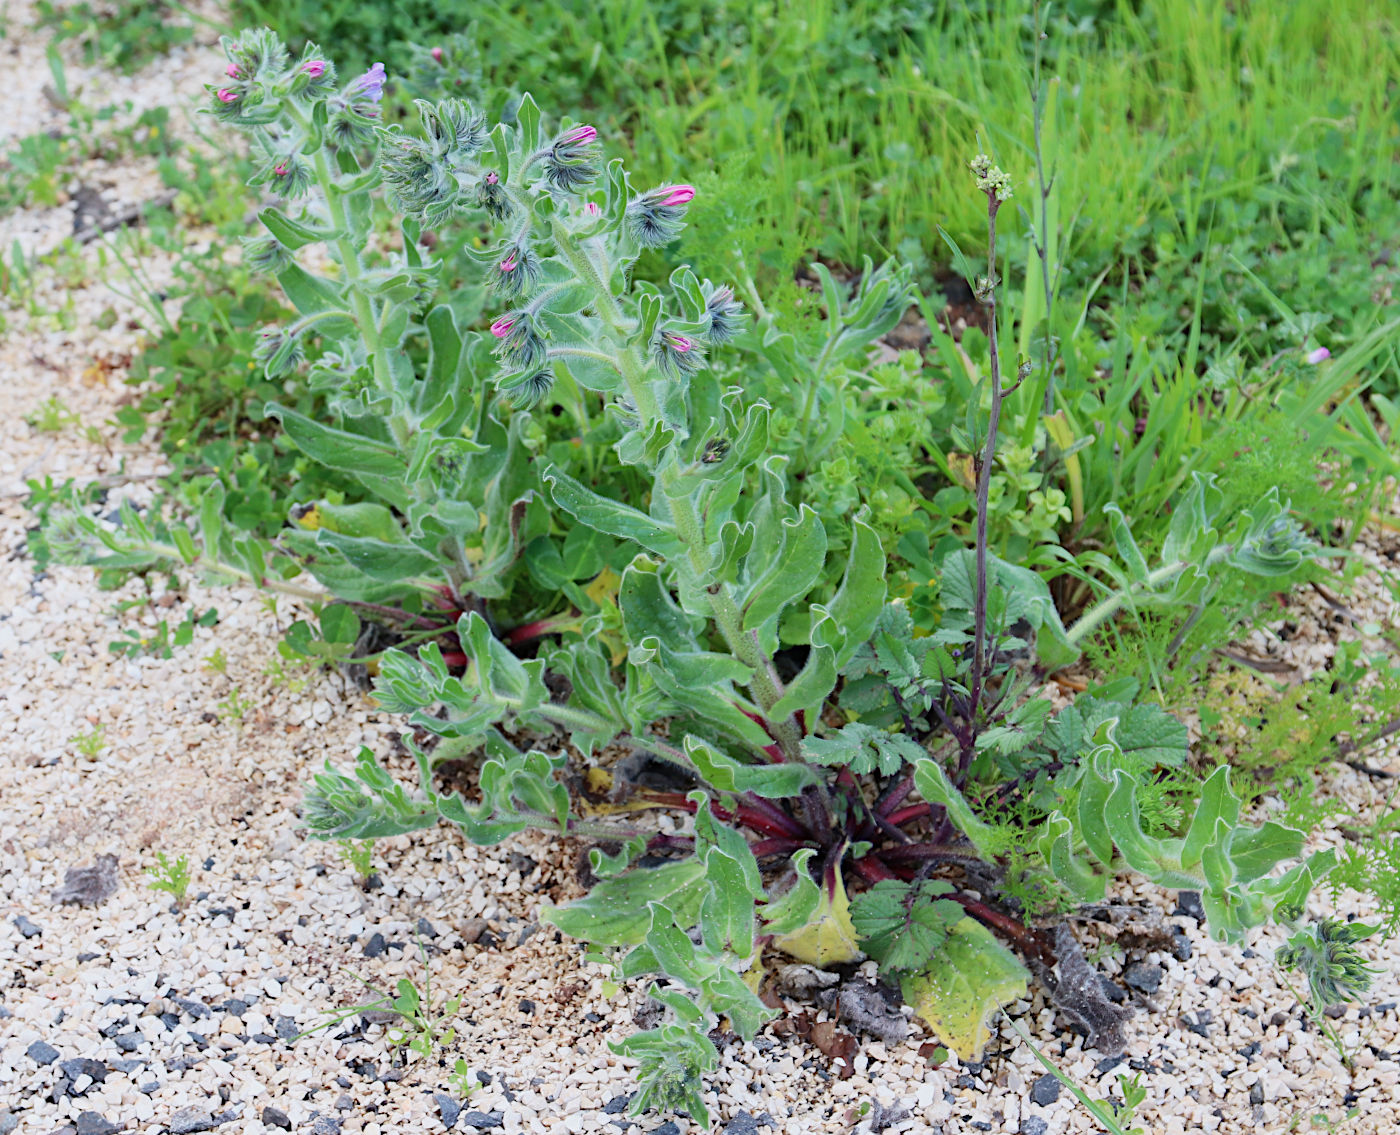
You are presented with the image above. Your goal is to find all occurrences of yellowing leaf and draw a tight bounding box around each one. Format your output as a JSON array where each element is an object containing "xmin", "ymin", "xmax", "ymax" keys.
[
  {"xmin": 584, "ymin": 565, "xmax": 622, "ymax": 607},
  {"xmin": 296, "ymin": 505, "xmax": 323, "ymax": 530},
  {"xmin": 773, "ymin": 867, "xmax": 864, "ymax": 966},
  {"xmin": 585, "ymin": 766, "xmax": 613, "ymax": 796},
  {"xmin": 899, "ymin": 917, "xmax": 1029, "ymax": 1061},
  {"xmin": 948, "ymin": 453, "xmax": 977, "ymax": 491}
]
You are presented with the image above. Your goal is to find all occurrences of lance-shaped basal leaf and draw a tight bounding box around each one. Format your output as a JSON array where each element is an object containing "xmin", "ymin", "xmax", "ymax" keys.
[
  {"xmin": 685, "ymin": 735, "xmax": 820, "ymax": 798},
  {"xmin": 913, "ymin": 758, "xmax": 1002, "ymax": 860},
  {"xmin": 542, "ymin": 464, "xmax": 683, "ymax": 559},
  {"xmin": 759, "ymin": 849, "xmax": 822, "ymax": 937},
  {"xmin": 899, "ymin": 916, "xmax": 1030, "ymax": 1061},
  {"xmin": 770, "ymin": 848, "xmax": 863, "ymax": 966},
  {"xmin": 541, "ymin": 859, "xmax": 707, "ymax": 947}
]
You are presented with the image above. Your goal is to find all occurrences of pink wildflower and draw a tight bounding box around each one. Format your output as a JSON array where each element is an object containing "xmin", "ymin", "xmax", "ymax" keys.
[
  {"xmin": 490, "ymin": 316, "xmax": 516, "ymax": 338},
  {"xmin": 216, "ymin": 88, "xmax": 238, "ymax": 104},
  {"xmin": 660, "ymin": 185, "xmax": 695, "ymax": 207},
  {"xmin": 303, "ymin": 60, "xmax": 327, "ymax": 78},
  {"xmin": 226, "ymin": 63, "xmax": 241, "ymax": 78},
  {"xmin": 431, "ymin": 47, "xmax": 444, "ymax": 63},
  {"xmin": 1305, "ymin": 346, "xmax": 1330, "ymax": 364}
]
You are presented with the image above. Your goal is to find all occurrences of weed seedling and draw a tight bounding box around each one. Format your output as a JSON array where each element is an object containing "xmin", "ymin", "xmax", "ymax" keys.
[
  {"xmin": 337, "ymin": 839, "xmax": 376, "ymax": 888},
  {"xmin": 70, "ymin": 725, "xmax": 107, "ymax": 760},
  {"xmin": 146, "ymin": 852, "xmax": 193, "ymax": 906}
]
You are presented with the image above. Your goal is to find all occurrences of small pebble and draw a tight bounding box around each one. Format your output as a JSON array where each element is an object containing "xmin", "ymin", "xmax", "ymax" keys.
[
  {"xmin": 1021, "ymin": 1120, "xmax": 1048, "ymax": 1135},
  {"xmin": 1029, "ymin": 1074, "xmax": 1060, "ymax": 1107},
  {"xmin": 460, "ymin": 1112, "xmax": 504, "ymax": 1131},
  {"xmin": 61, "ymin": 1058, "xmax": 107, "ymax": 1085},
  {"xmin": 435, "ymin": 1092, "xmax": 461, "ymax": 1129},
  {"xmin": 362, "ymin": 932, "xmax": 387, "ymax": 958},
  {"xmin": 168, "ymin": 1106, "xmax": 217, "ymax": 1134},
  {"xmin": 74, "ymin": 1114, "xmax": 121, "ymax": 1135},
  {"xmin": 1125, "ymin": 963, "xmax": 1163, "ymax": 994},
  {"xmin": 27, "ymin": 1040, "xmax": 60, "ymax": 1065},
  {"xmin": 261, "ymin": 1106, "xmax": 291, "ymax": 1130},
  {"xmin": 13, "ymin": 914, "xmax": 43, "ymax": 938}
]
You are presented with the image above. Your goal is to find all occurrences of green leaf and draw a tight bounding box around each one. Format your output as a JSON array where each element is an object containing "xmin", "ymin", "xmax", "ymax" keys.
[
  {"xmin": 684, "ymin": 736, "xmax": 819, "ymax": 798},
  {"xmin": 700, "ymin": 849, "xmax": 758, "ymax": 959},
  {"xmin": 259, "ymin": 207, "xmax": 338, "ymax": 249},
  {"xmin": 543, "ymin": 465, "xmax": 681, "ymax": 559},
  {"xmin": 900, "ymin": 917, "xmax": 1030, "ymax": 1061},
  {"xmin": 542, "ymin": 860, "xmax": 707, "ymax": 947},
  {"xmin": 851, "ymin": 878, "xmax": 962, "ymax": 974}
]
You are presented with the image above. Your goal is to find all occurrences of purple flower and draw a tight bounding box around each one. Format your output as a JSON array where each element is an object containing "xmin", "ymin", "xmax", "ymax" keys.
[
  {"xmin": 351, "ymin": 62, "xmax": 387, "ymax": 103},
  {"xmin": 303, "ymin": 60, "xmax": 327, "ymax": 78},
  {"xmin": 559, "ymin": 125, "xmax": 597, "ymax": 146},
  {"xmin": 1305, "ymin": 346, "xmax": 1330, "ymax": 364}
]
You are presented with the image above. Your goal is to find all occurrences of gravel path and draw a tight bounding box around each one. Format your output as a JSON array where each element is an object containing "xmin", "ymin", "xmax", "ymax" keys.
[{"xmin": 2, "ymin": 7, "xmax": 1399, "ymax": 1135}]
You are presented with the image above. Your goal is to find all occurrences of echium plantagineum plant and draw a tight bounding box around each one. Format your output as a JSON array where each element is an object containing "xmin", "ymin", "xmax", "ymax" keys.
[{"xmin": 50, "ymin": 31, "xmax": 1377, "ymax": 1127}]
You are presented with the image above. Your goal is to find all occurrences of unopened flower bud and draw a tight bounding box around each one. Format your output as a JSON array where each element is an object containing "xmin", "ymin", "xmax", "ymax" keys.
[
  {"xmin": 653, "ymin": 329, "xmax": 704, "ymax": 379},
  {"xmin": 226, "ymin": 63, "xmax": 241, "ymax": 78},
  {"xmin": 585, "ymin": 202, "xmax": 601, "ymax": 217},
  {"xmin": 303, "ymin": 60, "xmax": 326, "ymax": 77},
  {"xmin": 490, "ymin": 310, "xmax": 545, "ymax": 370},
  {"xmin": 626, "ymin": 184, "xmax": 696, "ymax": 248},
  {"xmin": 702, "ymin": 283, "xmax": 744, "ymax": 343},
  {"xmin": 492, "ymin": 244, "xmax": 540, "ymax": 299},
  {"xmin": 431, "ymin": 47, "xmax": 444, "ymax": 63},
  {"xmin": 1305, "ymin": 346, "xmax": 1330, "ymax": 364},
  {"xmin": 216, "ymin": 88, "xmax": 238, "ymax": 104},
  {"xmin": 543, "ymin": 123, "xmax": 600, "ymax": 192},
  {"xmin": 477, "ymin": 169, "xmax": 510, "ymax": 221}
]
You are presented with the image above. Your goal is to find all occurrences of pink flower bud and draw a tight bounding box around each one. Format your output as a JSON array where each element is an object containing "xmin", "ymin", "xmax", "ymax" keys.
[
  {"xmin": 585, "ymin": 202, "xmax": 601, "ymax": 216},
  {"xmin": 216, "ymin": 88, "xmax": 238, "ymax": 104},
  {"xmin": 274, "ymin": 163, "xmax": 289, "ymax": 177},
  {"xmin": 560, "ymin": 125, "xmax": 597, "ymax": 146},
  {"xmin": 660, "ymin": 185, "xmax": 695, "ymax": 208},
  {"xmin": 431, "ymin": 47, "xmax": 444, "ymax": 63},
  {"xmin": 500, "ymin": 252, "xmax": 518, "ymax": 272},
  {"xmin": 1305, "ymin": 346, "xmax": 1330, "ymax": 364},
  {"xmin": 303, "ymin": 60, "xmax": 326, "ymax": 78},
  {"xmin": 226, "ymin": 63, "xmax": 241, "ymax": 78},
  {"xmin": 663, "ymin": 332, "xmax": 693, "ymax": 352},
  {"xmin": 486, "ymin": 171, "xmax": 499, "ymax": 185},
  {"xmin": 490, "ymin": 316, "xmax": 516, "ymax": 337}
]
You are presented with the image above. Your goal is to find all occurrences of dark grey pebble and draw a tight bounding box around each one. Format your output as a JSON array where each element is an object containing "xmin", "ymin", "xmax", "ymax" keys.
[
  {"xmin": 1181, "ymin": 1010, "xmax": 1213, "ymax": 1038},
  {"xmin": 174, "ymin": 997, "xmax": 213, "ymax": 1020},
  {"xmin": 1174, "ymin": 891, "xmax": 1205, "ymax": 920},
  {"xmin": 308, "ymin": 1118, "xmax": 341, "ymax": 1135},
  {"xmin": 274, "ymin": 1016, "xmax": 299, "ymax": 1041},
  {"xmin": 724, "ymin": 1112, "xmax": 760, "ymax": 1135},
  {"xmin": 1029, "ymin": 1073, "xmax": 1060, "ymax": 1106},
  {"xmin": 222, "ymin": 1000, "xmax": 249, "ymax": 1017},
  {"xmin": 14, "ymin": 915, "xmax": 43, "ymax": 938},
  {"xmin": 335, "ymin": 1076, "xmax": 351, "ymax": 1089},
  {"xmin": 160, "ymin": 1013, "xmax": 181, "ymax": 1031},
  {"xmin": 603, "ymin": 1094, "xmax": 632, "ymax": 1115},
  {"xmin": 460, "ymin": 1112, "xmax": 504, "ymax": 1131},
  {"xmin": 77, "ymin": 953, "xmax": 101, "ymax": 963},
  {"xmin": 1098, "ymin": 976, "xmax": 1128, "ymax": 1004},
  {"xmin": 1171, "ymin": 928, "xmax": 1193, "ymax": 961},
  {"xmin": 27, "ymin": 1040, "xmax": 60, "ymax": 1065},
  {"xmin": 252, "ymin": 1034, "xmax": 276, "ymax": 1044},
  {"xmin": 1021, "ymin": 1120, "xmax": 1048, "ymax": 1135},
  {"xmin": 61, "ymin": 1058, "xmax": 107, "ymax": 1084},
  {"xmin": 417, "ymin": 918, "xmax": 439, "ymax": 939},
  {"xmin": 361, "ymin": 933, "xmax": 387, "ymax": 959},
  {"xmin": 260, "ymin": 1106, "xmax": 291, "ymax": 1130},
  {"xmin": 110, "ymin": 1060, "xmax": 142, "ymax": 1074},
  {"xmin": 518, "ymin": 1000, "xmax": 535, "ymax": 1015},
  {"xmin": 1124, "ymin": 963, "xmax": 1163, "ymax": 994},
  {"xmin": 139, "ymin": 1082, "xmax": 160, "ymax": 1095},
  {"xmin": 168, "ymin": 1106, "xmax": 217, "ymax": 1134},
  {"xmin": 1249, "ymin": 1082, "xmax": 1264, "ymax": 1105},
  {"xmin": 435, "ymin": 1092, "xmax": 461, "ymax": 1129},
  {"xmin": 0, "ymin": 1112, "xmax": 15, "ymax": 1134},
  {"xmin": 74, "ymin": 1113, "xmax": 122, "ymax": 1135},
  {"xmin": 651, "ymin": 1124, "xmax": 680, "ymax": 1135},
  {"xmin": 335, "ymin": 1095, "xmax": 353, "ymax": 1112}
]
